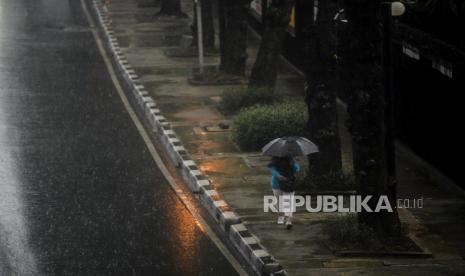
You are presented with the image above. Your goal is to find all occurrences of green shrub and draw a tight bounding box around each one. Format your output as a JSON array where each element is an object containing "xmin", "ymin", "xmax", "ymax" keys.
[
  {"xmin": 219, "ymin": 87, "xmax": 276, "ymax": 115},
  {"xmin": 231, "ymin": 102, "xmax": 307, "ymax": 151}
]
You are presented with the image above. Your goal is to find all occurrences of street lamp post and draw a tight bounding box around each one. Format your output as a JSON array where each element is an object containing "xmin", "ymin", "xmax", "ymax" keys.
[
  {"xmin": 381, "ymin": 1, "xmax": 405, "ymax": 186},
  {"xmin": 195, "ymin": 0, "xmax": 205, "ymax": 75}
]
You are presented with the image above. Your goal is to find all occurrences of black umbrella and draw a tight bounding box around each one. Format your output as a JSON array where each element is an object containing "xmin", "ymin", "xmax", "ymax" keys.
[{"xmin": 262, "ymin": 136, "xmax": 319, "ymax": 157}]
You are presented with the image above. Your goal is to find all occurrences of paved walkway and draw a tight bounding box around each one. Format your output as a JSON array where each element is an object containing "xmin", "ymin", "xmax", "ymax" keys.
[{"xmin": 104, "ymin": 0, "xmax": 465, "ymax": 274}]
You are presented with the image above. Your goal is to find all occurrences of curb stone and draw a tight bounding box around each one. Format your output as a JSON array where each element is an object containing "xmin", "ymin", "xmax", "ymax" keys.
[{"xmin": 88, "ymin": 1, "xmax": 284, "ymax": 274}]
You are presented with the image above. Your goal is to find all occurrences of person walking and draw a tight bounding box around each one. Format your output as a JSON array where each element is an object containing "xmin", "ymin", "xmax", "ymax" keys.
[
  {"xmin": 262, "ymin": 137, "xmax": 317, "ymax": 229},
  {"xmin": 268, "ymin": 156, "xmax": 300, "ymax": 229}
]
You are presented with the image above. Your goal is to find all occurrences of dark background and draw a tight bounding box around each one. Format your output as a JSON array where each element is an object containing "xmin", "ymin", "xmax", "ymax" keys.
[{"xmin": 249, "ymin": 0, "xmax": 463, "ymax": 185}]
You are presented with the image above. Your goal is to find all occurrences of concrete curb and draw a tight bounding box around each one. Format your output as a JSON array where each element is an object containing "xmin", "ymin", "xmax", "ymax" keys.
[{"xmin": 88, "ymin": 1, "xmax": 285, "ymax": 275}]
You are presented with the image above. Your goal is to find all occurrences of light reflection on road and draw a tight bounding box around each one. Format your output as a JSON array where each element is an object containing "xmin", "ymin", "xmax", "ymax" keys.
[
  {"xmin": 0, "ymin": 2, "xmax": 37, "ymax": 271},
  {"xmin": 0, "ymin": 105, "xmax": 38, "ymax": 275}
]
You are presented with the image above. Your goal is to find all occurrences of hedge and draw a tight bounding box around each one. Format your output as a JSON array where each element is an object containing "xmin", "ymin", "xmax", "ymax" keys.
[
  {"xmin": 219, "ymin": 87, "xmax": 275, "ymax": 115},
  {"xmin": 231, "ymin": 102, "xmax": 307, "ymax": 151}
]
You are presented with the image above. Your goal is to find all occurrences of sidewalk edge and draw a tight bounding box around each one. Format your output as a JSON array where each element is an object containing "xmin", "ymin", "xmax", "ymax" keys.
[{"xmin": 86, "ymin": 1, "xmax": 285, "ymax": 275}]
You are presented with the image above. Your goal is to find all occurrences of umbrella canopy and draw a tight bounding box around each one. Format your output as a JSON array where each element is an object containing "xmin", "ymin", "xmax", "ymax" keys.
[{"xmin": 262, "ymin": 136, "xmax": 319, "ymax": 157}]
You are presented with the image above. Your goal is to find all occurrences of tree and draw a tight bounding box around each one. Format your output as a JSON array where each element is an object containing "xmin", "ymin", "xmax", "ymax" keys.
[
  {"xmin": 218, "ymin": 0, "xmax": 251, "ymax": 76},
  {"xmin": 304, "ymin": 0, "xmax": 343, "ymax": 185},
  {"xmin": 156, "ymin": 0, "xmax": 187, "ymax": 17},
  {"xmin": 190, "ymin": 0, "xmax": 215, "ymax": 51},
  {"xmin": 248, "ymin": 0, "xmax": 295, "ymax": 88},
  {"xmin": 343, "ymin": 0, "xmax": 400, "ymax": 236}
]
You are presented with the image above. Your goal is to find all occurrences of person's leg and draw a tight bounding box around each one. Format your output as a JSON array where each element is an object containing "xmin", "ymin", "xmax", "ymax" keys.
[
  {"xmin": 272, "ymin": 189, "xmax": 285, "ymax": 224},
  {"xmin": 282, "ymin": 191, "xmax": 295, "ymax": 229}
]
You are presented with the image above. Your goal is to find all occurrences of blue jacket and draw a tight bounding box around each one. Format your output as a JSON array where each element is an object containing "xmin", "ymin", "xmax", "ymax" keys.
[{"xmin": 269, "ymin": 161, "xmax": 300, "ymax": 189}]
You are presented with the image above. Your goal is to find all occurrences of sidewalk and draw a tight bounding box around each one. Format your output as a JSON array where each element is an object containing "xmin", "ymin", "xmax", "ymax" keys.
[{"xmin": 100, "ymin": 0, "xmax": 465, "ymax": 274}]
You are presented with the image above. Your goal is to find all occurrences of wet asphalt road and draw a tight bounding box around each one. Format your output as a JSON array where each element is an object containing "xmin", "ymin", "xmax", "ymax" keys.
[{"xmin": 0, "ymin": 0, "xmax": 239, "ymax": 275}]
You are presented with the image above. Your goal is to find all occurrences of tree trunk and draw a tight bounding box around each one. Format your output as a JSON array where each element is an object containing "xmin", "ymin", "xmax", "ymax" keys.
[
  {"xmin": 191, "ymin": 0, "xmax": 215, "ymax": 50},
  {"xmin": 305, "ymin": 0, "xmax": 343, "ymax": 186},
  {"xmin": 157, "ymin": 0, "xmax": 187, "ymax": 17},
  {"xmin": 343, "ymin": 0, "xmax": 400, "ymax": 236},
  {"xmin": 248, "ymin": 0, "xmax": 295, "ymax": 88},
  {"xmin": 219, "ymin": 0, "xmax": 250, "ymax": 76}
]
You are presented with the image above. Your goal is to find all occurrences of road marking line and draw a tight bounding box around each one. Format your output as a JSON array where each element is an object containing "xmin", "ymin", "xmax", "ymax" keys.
[{"xmin": 80, "ymin": 1, "xmax": 247, "ymax": 275}]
